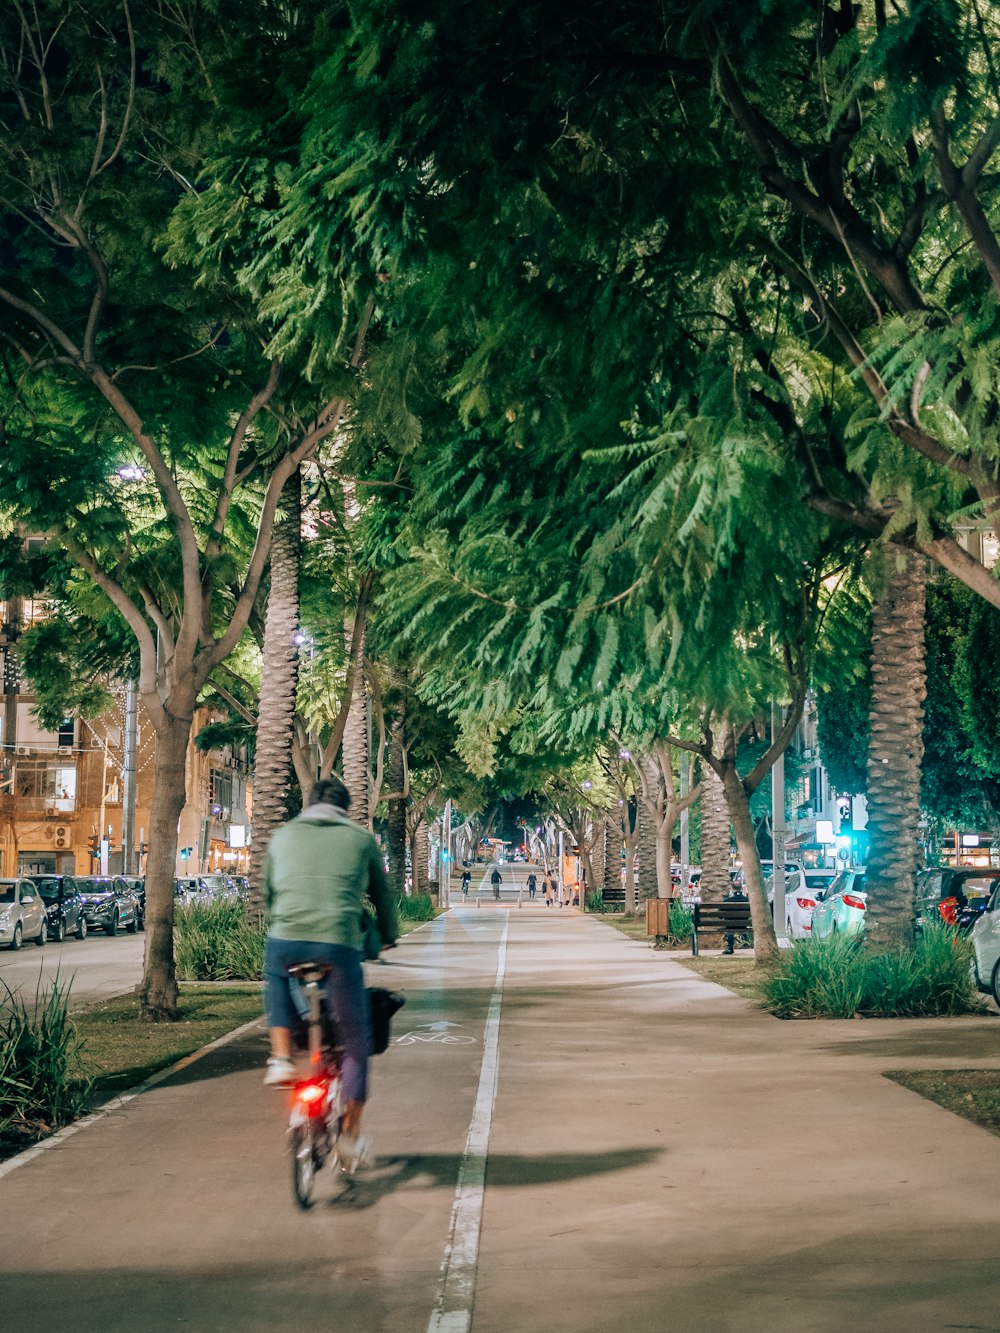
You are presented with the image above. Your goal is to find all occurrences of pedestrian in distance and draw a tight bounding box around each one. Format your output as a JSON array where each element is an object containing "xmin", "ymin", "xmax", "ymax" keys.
[
  {"xmin": 544, "ymin": 873, "xmax": 555, "ymax": 907},
  {"xmin": 490, "ymin": 866, "xmax": 502, "ymax": 900},
  {"xmin": 526, "ymin": 871, "xmax": 537, "ymax": 899},
  {"xmin": 461, "ymin": 869, "xmax": 471, "ymax": 898}
]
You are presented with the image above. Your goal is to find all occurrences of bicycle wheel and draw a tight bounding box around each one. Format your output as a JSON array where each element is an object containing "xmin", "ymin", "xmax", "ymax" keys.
[{"xmin": 290, "ymin": 1123, "xmax": 317, "ymax": 1209}]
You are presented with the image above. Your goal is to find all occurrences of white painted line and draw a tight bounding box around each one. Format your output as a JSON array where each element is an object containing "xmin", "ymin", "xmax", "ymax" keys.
[
  {"xmin": 428, "ymin": 913, "xmax": 509, "ymax": 1333},
  {"xmin": 0, "ymin": 1015, "xmax": 264, "ymax": 1181}
]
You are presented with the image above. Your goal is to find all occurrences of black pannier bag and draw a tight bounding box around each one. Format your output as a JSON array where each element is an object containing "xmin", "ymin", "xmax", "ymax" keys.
[{"xmin": 368, "ymin": 987, "xmax": 406, "ymax": 1054}]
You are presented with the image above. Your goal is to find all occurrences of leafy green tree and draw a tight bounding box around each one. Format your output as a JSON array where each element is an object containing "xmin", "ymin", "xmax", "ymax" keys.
[{"xmin": 0, "ymin": 1, "xmax": 371, "ymax": 1018}]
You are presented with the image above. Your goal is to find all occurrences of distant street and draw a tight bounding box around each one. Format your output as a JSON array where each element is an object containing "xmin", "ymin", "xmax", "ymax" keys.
[{"xmin": 0, "ymin": 932, "xmax": 144, "ymax": 1010}]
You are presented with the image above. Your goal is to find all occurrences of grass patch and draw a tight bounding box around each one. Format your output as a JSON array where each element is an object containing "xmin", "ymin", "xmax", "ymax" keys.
[
  {"xmin": 76, "ymin": 986, "xmax": 262, "ymax": 1100},
  {"xmin": 597, "ymin": 913, "xmax": 649, "ymax": 941},
  {"xmin": 886, "ymin": 1069, "xmax": 1000, "ymax": 1138},
  {"xmin": 675, "ymin": 955, "xmax": 773, "ymax": 1001}
]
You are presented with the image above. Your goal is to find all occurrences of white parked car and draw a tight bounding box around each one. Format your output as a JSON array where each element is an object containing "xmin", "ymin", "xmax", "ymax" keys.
[
  {"xmin": 971, "ymin": 882, "xmax": 1000, "ymax": 1006},
  {"xmin": 761, "ymin": 868, "xmax": 817, "ymax": 939},
  {"xmin": 0, "ymin": 877, "xmax": 48, "ymax": 949}
]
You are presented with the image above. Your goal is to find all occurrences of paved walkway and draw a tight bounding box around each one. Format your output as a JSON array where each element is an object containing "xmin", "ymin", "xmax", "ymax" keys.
[{"xmin": 2, "ymin": 906, "xmax": 1000, "ymax": 1331}]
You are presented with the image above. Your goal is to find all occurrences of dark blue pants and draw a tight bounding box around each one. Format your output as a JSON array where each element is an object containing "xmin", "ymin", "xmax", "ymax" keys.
[{"xmin": 264, "ymin": 937, "xmax": 371, "ymax": 1102}]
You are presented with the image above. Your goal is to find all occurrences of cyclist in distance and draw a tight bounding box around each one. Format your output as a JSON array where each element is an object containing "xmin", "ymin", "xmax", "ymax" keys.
[
  {"xmin": 262, "ymin": 775, "xmax": 398, "ymax": 1166},
  {"xmin": 490, "ymin": 866, "xmax": 502, "ymax": 900}
]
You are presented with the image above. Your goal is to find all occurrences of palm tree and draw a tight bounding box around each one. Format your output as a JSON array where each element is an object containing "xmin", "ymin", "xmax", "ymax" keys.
[
  {"xmin": 699, "ymin": 763, "xmax": 732, "ymax": 902},
  {"xmin": 248, "ymin": 471, "xmax": 301, "ymax": 915},
  {"xmin": 864, "ymin": 546, "xmax": 927, "ymax": 944}
]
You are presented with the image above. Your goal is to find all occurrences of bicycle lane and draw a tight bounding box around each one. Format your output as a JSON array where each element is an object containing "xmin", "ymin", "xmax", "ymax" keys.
[{"xmin": 0, "ymin": 908, "xmax": 509, "ymax": 1333}]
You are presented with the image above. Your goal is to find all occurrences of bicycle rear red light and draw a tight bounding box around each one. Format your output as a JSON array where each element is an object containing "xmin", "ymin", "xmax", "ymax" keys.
[{"xmin": 297, "ymin": 1082, "xmax": 325, "ymax": 1104}]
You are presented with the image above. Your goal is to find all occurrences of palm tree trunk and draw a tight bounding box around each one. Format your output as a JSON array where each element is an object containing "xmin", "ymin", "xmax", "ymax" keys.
[
  {"xmin": 248, "ymin": 470, "xmax": 300, "ymax": 915},
  {"xmin": 636, "ymin": 778, "xmax": 658, "ymax": 904},
  {"xmin": 699, "ymin": 762, "xmax": 732, "ymax": 901},
  {"xmin": 341, "ymin": 615, "xmax": 370, "ymax": 826},
  {"xmin": 410, "ymin": 817, "xmax": 427, "ymax": 896},
  {"xmin": 386, "ymin": 702, "xmax": 407, "ymax": 897},
  {"xmin": 865, "ymin": 546, "xmax": 927, "ymax": 945}
]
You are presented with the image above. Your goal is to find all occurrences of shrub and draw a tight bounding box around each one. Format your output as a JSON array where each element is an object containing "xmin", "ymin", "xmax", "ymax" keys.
[
  {"xmin": 761, "ymin": 925, "xmax": 980, "ymax": 1018},
  {"xmin": 397, "ymin": 892, "xmax": 435, "ymax": 922},
  {"xmin": 174, "ymin": 898, "xmax": 265, "ymax": 981},
  {"xmin": 585, "ymin": 891, "xmax": 606, "ymax": 914},
  {"xmin": 668, "ymin": 900, "xmax": 694, "ymax": 942},
  {"xmin": 0, "ymin": 980, "xmax": 91, "ymax": 1150}
]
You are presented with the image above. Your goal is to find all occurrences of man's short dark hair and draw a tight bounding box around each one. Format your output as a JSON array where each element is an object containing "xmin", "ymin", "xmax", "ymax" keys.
[{"xmin": 310, "ymin": 775, "xmax": 351, "ymax": 810}]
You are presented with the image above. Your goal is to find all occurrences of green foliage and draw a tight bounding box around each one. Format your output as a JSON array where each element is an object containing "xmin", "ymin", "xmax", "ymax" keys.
[
  {"xmin": 668, "ymin": 900, "xmax": 694, "ymax": 942},
  {"xmin": 0, "ymin": 981, "xmax": 91, "ymax": 1150},
  {"xmin": 761, "ymin": 927, "xmax": 979, "ymax": 1018},
  {"xmin": 396, "ymin": 892, "xmax": 435, "ymax": 922},
  {"xmin": 173, "ymin": 900, "xmax": 266, "ymax": 982}
]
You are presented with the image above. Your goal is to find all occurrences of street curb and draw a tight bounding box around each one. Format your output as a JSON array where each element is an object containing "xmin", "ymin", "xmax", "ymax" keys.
[{"xmin": 0, "ymin": 1014, "xmax": 265, "ymax": 1182}]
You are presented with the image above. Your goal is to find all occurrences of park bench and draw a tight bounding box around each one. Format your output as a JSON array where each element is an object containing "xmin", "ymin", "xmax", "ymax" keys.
[{"xmin": 691, "ymin": 899, "xmax": 753, "ymax": 956}]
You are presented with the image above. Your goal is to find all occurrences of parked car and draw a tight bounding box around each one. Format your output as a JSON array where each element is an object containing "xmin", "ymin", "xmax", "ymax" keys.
[
  {"xmin": 118, "ymin": 876, "xmax": 145, "ymax": 929},
  {"xmin": 173, "ymin": 875, "xmax": 214, "ymax": 905},
  {"xmin": 970, "ymin": 881, "xmax": 1000, "ymax": 1006},
  {"xmin": 200, "ymin": 873, "xmax": 237, "ymax": 899},
  {"xmin": 71, "ymin": 875, "xmax": 140, "ymax": 936},
  {"xmin": 0, "ymin": 877, "xmax": 48, "ymax": 949},
  {"xmin": 811, "ymin": 869, "xmax": 868, "ymax": 939},
  {"xmin": 26, "ymin": 874, "xmax": 87, "ymax": 941},
  {"xmin": 913, "ymin": 867, "xmax": 1000, "ymax": 937},
  {"xmin": 802, "ymin": 868, "xmax": 839, "ymax": 895},
  {"xmin": 767, "ymin": 869, "xmax": 818, "ymax": 940}
]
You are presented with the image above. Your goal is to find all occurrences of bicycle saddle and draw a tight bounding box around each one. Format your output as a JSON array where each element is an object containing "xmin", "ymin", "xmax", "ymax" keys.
[{"xmin": 288, "ymin": 962, "xmax": 333, "ymax": 983}]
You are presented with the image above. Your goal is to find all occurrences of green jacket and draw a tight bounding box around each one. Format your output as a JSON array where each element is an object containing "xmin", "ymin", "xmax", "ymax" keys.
[{"xmin": 263, "ymin": 810, "xmax": 398, "ymax": 951}]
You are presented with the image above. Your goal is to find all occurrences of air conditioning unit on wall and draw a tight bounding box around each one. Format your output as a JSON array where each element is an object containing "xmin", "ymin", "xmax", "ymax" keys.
[
  {"xmin": 15, "ymin": 745, "xmax": 30, "ymax": 756},
  {"xmin": 55, "ymin": 835, "xmax": 69, "ymax": 849}
]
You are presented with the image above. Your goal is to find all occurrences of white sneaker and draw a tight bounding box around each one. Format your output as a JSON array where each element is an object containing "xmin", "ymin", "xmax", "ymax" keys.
[
  {"xmin": 263, "ymin": 1057, "xmax": 296, "ymax": 1087},
  {"xmin": 336, "ymin": 1133, "xmax": 372, "ymax": 1173}
]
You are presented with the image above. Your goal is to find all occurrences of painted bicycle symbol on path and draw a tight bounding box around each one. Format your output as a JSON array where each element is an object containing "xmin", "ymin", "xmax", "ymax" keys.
[{"xmin": 395, "ymin": 1021, "xmax": 477, "ymax": 1046}]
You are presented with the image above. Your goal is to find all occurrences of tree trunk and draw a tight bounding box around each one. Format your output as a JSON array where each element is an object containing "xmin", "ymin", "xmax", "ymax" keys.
[
  {"xmin": 699, "ymin": 763, "xmax": 732, "ymax": 901},
  {"xmin": 636, "ymin": 792, "xmax": 658, "ymax": 904},
  {"xmin": 623, "ymin": 799, "xmax": 638, "ymax": 914},
  {"xmin": 720, "ymin": 762, "xmax": 779, "ymax": 964},
  {"xmin": 386, "ymin": 704, "xmax": 407, "ymax": 897},
  {"xmin": 140, "ymin": 709, "xmax": 192, "ymax": 1020},
  {"xmin": 591, "ymin": 815, "xmax": 607, "ymax": 896},
  {"xmin": 341, "ymin": 615, "xmax": 370, "ymax": 825},
  {"xmin": 865, "ymin": 547, "xmax": 928, "ymax": 945},
  {"xmin": 603, "ymin": 812, "xmax": 620, "ymax": 894},
  {"xmin": 414, "ymin": 818, "xmax": 429, "ymax": 896},
  {"xmin": 656, "ymin": 815, "xmax": 675, "ymax": 899},
  {"xmin": 248, "ymin": 470, "xmax": 300, "ymax": 915}
]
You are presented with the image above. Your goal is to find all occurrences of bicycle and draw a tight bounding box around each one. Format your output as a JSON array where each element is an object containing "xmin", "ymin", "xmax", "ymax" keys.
[{"xmin": 286, "ymin": 961, "xmax": 348, "ymax": 1209}]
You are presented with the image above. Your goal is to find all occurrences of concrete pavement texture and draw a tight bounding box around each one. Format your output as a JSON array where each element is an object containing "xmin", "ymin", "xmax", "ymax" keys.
[{"xmin": 2, "ymin": 906, "xmax": 1000, "ymax": 1332}]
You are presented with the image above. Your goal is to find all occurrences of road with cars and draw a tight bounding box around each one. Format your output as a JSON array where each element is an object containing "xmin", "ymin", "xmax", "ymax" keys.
[{"xmin": 0, "ymin": 930, "xmax": 144, "ymax": 1010}]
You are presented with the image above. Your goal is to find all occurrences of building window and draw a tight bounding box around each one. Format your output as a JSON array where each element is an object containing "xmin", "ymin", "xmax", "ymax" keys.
[
  {"xmin": 209, "ymin": 768, "xmax": 232, "ymax": 820},
  {"xmin": 57, "ymin": 717, "xmax": 75, "ymax": 748}
]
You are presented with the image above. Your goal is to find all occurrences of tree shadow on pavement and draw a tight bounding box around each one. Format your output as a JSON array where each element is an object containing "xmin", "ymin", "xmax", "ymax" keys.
[{"xmin": 326, "ymin": 1147, "xmax": 662, "ymax": 1210}]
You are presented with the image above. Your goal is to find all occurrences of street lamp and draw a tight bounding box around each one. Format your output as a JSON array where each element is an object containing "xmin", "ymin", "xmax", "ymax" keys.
[{"xmin": 618, "ymin": 748, "xmax": 632, "ymax": 761}]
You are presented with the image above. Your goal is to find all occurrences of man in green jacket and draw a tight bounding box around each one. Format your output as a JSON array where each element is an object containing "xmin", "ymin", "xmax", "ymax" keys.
[{"xmin": 262, "ymin": 775, "xmax": 398, "ymax": 1166}]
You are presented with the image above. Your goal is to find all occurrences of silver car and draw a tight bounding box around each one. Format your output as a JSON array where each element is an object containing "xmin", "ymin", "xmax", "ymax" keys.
[
  {"xmin": 0, "ymin": 877, "xmax": 48, "ymax": 950},
  {"xmin": 971, "ymin": 882, "xmax": 1000, "ymax": 1007}
]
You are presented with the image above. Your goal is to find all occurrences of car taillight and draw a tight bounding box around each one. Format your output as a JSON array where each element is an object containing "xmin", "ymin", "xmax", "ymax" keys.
[
  {"xmin": 795, "ymin": 897, "xmax": 816, "ymax": 910},
  {"xmin": 842, "ymin": 894, "xmax": 866, "ymax": 910}
]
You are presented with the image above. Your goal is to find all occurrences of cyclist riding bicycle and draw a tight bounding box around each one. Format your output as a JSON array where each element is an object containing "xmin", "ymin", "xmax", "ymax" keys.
[
  {"xmin": 461, "ymin": 869, "xmax": 471, "ymax": 897},
  {"xmin": 490, "ymin": 867, "xmax": 502, "ymax": 900},
  {"xmin": 262, "ymin": 775, "xmax": 398, "ymax": 1169}
]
